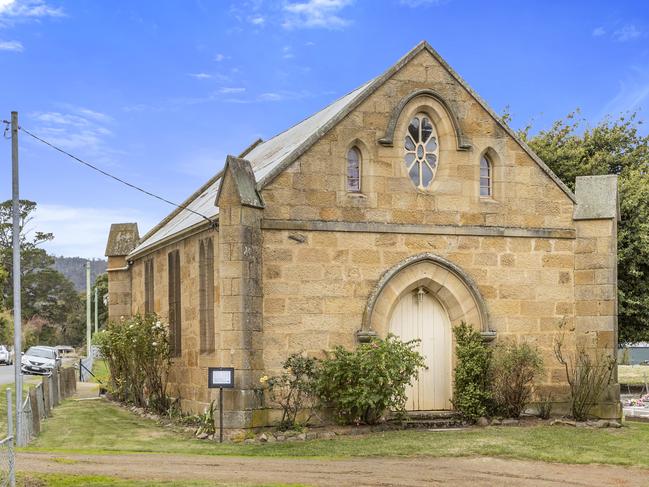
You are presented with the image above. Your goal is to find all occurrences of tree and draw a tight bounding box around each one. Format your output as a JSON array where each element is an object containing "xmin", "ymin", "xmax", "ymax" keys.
[
  {"xmin": 92, "ymin": 273, "xmax": 108, "ymax": 330},
  {"xmin": 0, "ymin": 199, "xmax": 54, "ymax": 310},
  {"xmin": 0, "ymin": 199, "xmax": 86, "ymax": 347},
  {"xmin": 519, "ymin": 112, "xmax": 649, "ymax": 343}
]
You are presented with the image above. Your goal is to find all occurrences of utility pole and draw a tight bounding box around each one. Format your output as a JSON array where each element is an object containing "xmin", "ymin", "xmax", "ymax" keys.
[
  {"xmin": 11, "ymin": 111, "xmax": 23, "ymax": 446},
  {"xmin": 94, "ymin": 286, "xmax": 98, "ymax": 333},
  {"xmin": 86, "ymin": 262, "xmax": 91, "ymax": 357}
]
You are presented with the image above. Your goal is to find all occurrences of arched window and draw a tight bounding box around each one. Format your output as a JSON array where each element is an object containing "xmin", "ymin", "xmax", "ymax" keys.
[
  {"xmin": 480, "ymin": 155, "xmax": 492, "ymax": 197},
  {"xmin": 404, "ymin": 114, "xmax": 438, "ymax": 190},
  {"xmin": 346, "ymin": 147, "xmax": 361, "ymax": 192}
]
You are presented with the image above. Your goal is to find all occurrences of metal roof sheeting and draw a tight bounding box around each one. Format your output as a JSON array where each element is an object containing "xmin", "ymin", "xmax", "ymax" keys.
[{"xmin": 129, "ymin": 80, "xmax": 373, "ymax": 258}]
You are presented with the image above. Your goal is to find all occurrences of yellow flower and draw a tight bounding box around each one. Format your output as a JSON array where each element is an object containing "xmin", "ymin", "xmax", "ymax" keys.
[{"xmin": 259, "ymin": 375, "xmax": 269, "ymax": 384}]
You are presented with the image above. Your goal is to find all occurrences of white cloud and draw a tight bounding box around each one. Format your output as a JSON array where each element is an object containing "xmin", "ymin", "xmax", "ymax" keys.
[
  {"xmin": 257, "ymin": 90, "xmax": 310, "ymax": 102},
  {"xmin": 600, "ymin": 65, "xmax": 649, "ymax": 122},
  {"xmin": 282, "ymin": 0, "xmax": 353, "ymax": 30},
  {"xmin": 592, "ymin": 26, "xmax": 606, "ymax": 37},
  {"xmin": 282, "ymin": 45, "xmax": 294, "ymax": 59},
  {"xmin": 28, "ymin": 106, "xmax": 117, "ymax": 159},
  {"xmin": 249, "ymin": 15, "xmax": 265, "ymax": 25},
  {"xmin": 218, "ymin": 87, "xmax": 246, "ymax": 94},
  {"xmin": 613, "ymin": 24, "xmax": 642, "ymax": 42},
  {"xmin": 189, "ymin": 72, "xmax": 212, "ymax": 79},
  {"xmin": 0, "ymin": 0, "xmax": 63, "ymax": 23},
  {"xmin": 0, "ymin": 39, "xmax": 22, "ymax": 51},
  {"xmin": 32, "ymin": 204, "xmax": 157, "ymax": 258},
  {"xmin": 214, "ymin": 53, "xmax": 230, "ymax": 62}
]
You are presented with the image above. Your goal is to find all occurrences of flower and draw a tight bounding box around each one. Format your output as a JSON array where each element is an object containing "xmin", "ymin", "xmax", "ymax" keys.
[
  {"xmin": 152, "ymin": 342, "xmax": 157, "ymax": 346},
  {"xmin": 259, "ymin": 375, "xmax": 269, "ymax": 384}
]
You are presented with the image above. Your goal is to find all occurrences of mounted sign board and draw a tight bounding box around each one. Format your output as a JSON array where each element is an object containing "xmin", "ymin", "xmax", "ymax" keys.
[{"xmin": 208, "ymin": 367, "xmax": 235, "ymax": 389}]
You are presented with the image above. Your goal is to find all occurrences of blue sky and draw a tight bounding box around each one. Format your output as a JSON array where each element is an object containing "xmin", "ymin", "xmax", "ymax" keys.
[{"xmin": 1, "ymin": 0, "xmax": 648, "ymax": 258}]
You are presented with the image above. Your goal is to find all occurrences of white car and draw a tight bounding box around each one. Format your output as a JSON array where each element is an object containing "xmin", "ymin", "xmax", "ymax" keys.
[
  {"xmin": 0, "ymin": 345, "xmax": 13, "ymax": 365},
  {"xmin": 21, "ymin": 346, "xmax": 58, "ymax": 375}
]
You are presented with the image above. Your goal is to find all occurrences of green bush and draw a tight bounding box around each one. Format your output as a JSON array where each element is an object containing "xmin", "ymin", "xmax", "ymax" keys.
[
  {"xmin": 452, "ymin": 322, "xmax": 492, "ymax": 422},
  {"xmin": 94, "ymin": 314, "xmax": 171, "ymax": 413},
  {"xmin": 262, "ymin": 353, "xmax": 319, "ymax": 430},
  {"xmin": 554, "ymin": 331, "xmax": 616, "ymax": 421},
  {"xmin": 315, "ymin": 334, "xmax": 425, "ymax": 425},
  {"xmin": 491, "ymin": 341, "xmax": 544, "ymax": 418}
]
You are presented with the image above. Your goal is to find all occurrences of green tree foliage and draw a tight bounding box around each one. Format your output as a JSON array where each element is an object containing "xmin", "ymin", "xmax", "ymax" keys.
[
  {"xmin": 93, "ymin": 273, "xmax": 108, "ymax": 329},
  {"xmin": 519, "ymin": 113, "xmax": 649, "ymax": 343},
  {"xmin": 0, "ymin": 199, "xmax": 86, "ymax": 347},
  {"xmin": 452, "ymin": 322, "xmax": 492, "ymax": 422}
]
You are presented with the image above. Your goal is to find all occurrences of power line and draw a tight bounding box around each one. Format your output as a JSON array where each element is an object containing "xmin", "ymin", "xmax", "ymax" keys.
[{"xmin": 4, "ymin": 121, "xmax": 215, "ymax": 226}]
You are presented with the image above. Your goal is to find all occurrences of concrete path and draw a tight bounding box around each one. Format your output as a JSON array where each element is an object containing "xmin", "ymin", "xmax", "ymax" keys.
[{"xmin": 17, "ymin": 452, "xmax": 649, "ymax": 486}]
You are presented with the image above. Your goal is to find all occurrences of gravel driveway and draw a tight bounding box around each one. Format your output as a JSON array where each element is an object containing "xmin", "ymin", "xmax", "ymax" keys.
[{"xmin": 18, "ymin": 452, "xmax": 649, "ymax": 486}]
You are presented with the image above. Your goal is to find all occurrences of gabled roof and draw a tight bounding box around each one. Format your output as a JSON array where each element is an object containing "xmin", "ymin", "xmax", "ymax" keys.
[
  {"xmin": 128, "ymin": 41, "xmax": 576, "ymax": 260},
  {"xmin": 128, "ymin": 76, "xmax": 375, "ymax": 258}
]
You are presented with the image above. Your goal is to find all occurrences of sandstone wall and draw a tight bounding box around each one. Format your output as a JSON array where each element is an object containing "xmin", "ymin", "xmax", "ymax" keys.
[
  {"xmin": 130, "ymin": 227, "xmax": 221, "ymax": 413},
  {"xmin": 261, "ymin": 50, "xmax": 575, "ymax": 230},
  {"xmin": 261, "ymin": 229, "xmax": 575, "ymax": 398}
]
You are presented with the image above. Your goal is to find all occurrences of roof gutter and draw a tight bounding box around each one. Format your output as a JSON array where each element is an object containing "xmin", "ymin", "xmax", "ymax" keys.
[{"xmin": 127, "ymin": 217, "xmax": 218, "ymax": 262}]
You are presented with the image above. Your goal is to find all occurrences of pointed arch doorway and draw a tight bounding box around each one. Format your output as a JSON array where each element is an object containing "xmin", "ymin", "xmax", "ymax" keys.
[{"xmin": 389, "ymin": 285, "xmax": 452, "ymax": 410}]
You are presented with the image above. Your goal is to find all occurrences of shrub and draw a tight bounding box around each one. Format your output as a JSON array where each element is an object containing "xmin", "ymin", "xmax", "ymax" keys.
[
  {"xmin": 196, "ymin": 400, "xmax": 217, "ymax": 436},
  {"xmin": 94, "ymin": 314, "xmax": 172, "ymax": 413},
  {"xmin": 537, "ymin": 392, "xmax": 553, "ymax": 420},
  {"xmin": 262, "ymin": 353, "xmax": 319, "ymax": 430},
  {"xmin": 491, "ymin": 341, "xmax": 543, "ymax": 418},
  {"xmin": 452, "ymin": 322, "xmax": 492, "ymax": 422},
  {"xmin": 315, "ymin": 335, "xmax": 425, "ymax": 425},
  {"xmin": 554, "ymin": 332, "xmax": 616, "ymax": 421}
]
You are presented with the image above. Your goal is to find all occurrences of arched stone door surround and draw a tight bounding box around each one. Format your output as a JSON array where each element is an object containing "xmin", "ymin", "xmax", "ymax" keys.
[{"xmin": 358, "ymin": 253, "xmax": 491, "ymax": 340}]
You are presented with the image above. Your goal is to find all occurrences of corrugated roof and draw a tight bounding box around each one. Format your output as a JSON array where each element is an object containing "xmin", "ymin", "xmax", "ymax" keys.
[
  {"xmin": 129, "ymin": 178, "xmax": 221, "ymax": 256},
  {"xmin": 128, "ymin": 41, "xmax": 576, "ymax": 259},
  {"xmin": 245, "ymin": 79, "xmax": 374, "ymax": 182},
  {"xmin": 128, "ymin": 79, "xmax": 374, "ymax": 258}
]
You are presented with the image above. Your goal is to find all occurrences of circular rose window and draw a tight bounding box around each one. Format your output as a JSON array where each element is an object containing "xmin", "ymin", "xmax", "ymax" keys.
[{"xmin": 404, "ymin": 114, "xmax": 438, "ymax": 190}]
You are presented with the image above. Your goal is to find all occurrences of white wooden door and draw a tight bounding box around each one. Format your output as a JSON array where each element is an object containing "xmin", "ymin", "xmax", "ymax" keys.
[{"xmin": 389, "ymin": 287, "xmax": 452, "ymax": 410}]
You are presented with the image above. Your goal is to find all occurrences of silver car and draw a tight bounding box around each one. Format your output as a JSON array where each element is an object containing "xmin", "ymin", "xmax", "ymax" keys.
[
  {"xmin": 21, "ymin": 346, "xmax": 58, "ymax": 375},
  {"xmin": 0, "ymin": 345, "xmax": 13, "ymax": 365}
]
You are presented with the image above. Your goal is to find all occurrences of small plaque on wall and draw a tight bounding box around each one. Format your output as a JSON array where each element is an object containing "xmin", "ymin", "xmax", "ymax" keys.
[{"xmin": 208, "ymin": 367, "xmax": 235, "ymax": 388}]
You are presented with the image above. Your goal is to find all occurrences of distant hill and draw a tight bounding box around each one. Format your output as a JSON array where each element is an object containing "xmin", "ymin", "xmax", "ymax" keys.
[{"xmin": 52, "ymin": 256, "xmax": 107, "ymax": 292}]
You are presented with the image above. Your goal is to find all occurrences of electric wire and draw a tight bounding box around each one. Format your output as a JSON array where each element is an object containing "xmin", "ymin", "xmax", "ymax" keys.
[{"xmin": 3, "ymin": 121, "xmax": 215, "ymax": 225}]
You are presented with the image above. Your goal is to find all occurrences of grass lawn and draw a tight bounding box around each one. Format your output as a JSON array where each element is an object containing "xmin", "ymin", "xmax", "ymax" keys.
[
  {"xmin": 25, "ymin": 397, "xmax": 649, "ymax": 469},
  {"xmin": 0, "ymin": 375, "xmax": 42, "ymax": 437},
  {"xmin": 17, "ymin": 473, "xmax": 305, "ymax": 487},
  {"xmin": 619, "ymin": 364, "xmax": 649, "ymax": 386},
  {"xmin": 91, "ymin": 359, "xmax": 110, "ymax": 384}
]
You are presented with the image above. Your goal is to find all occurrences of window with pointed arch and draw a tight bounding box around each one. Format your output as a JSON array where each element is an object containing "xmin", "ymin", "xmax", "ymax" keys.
[
  {"xmin": 480, "ymin": 154, "xmax": 492, "ymax": 197},
  {"xmin": 346, "ymin": 146, "xmax": 361, "ymax": 192},
  {"xmin": 404, "ymin": 113, "xmax": 438, "ymax": 190}
]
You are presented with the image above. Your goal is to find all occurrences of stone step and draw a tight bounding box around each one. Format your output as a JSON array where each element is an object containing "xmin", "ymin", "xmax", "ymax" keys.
[
  {"xmin": 388, "ymin": 415, "xmax": 465, "ymax": 429},
  {"xmin": 404, "ymin": 410, "xmax": 460, "ymax": 420},
  {"xmin": 400, "ymin": 418, "xmax": 465, "ymax": 429}
]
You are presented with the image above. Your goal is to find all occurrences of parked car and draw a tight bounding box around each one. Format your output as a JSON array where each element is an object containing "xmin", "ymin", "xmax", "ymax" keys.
[
  {"xmin": 55, "ymin": 345, "xmax": 78, "ymax": 366},
  {"xmin": 0, "ymin": 345, "xmax": 13, "ymax": 365},
  {"xmin": 21, "ymin": 346, "xmax": 59, "ymax": 375}
]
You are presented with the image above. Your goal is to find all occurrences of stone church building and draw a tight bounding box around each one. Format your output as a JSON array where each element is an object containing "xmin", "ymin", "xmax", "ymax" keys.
[{"xmin": 106, "ymin": 42, "xmax": 620, "ymax": 427}]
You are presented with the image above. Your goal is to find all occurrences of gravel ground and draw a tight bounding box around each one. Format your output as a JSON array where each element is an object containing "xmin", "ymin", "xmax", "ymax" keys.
[{"xmin": 17, "ymin": 452, "xmax": 649, "ymax": 486}]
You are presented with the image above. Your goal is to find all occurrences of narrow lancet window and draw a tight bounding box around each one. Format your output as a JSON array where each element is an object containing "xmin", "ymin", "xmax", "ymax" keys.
[
  {"xmin": 480, "ymin": 155, "xmax": 492, "ymax": 197},
  {"xmin": 347, "ymin": 147, "xmax": 361, "ymax": 192}
]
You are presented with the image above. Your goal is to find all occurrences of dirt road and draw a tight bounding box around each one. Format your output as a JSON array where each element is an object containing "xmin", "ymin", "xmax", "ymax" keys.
[{"xmin": 18, "ymin": 452, "xmax": 649, "ymax": 486}]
